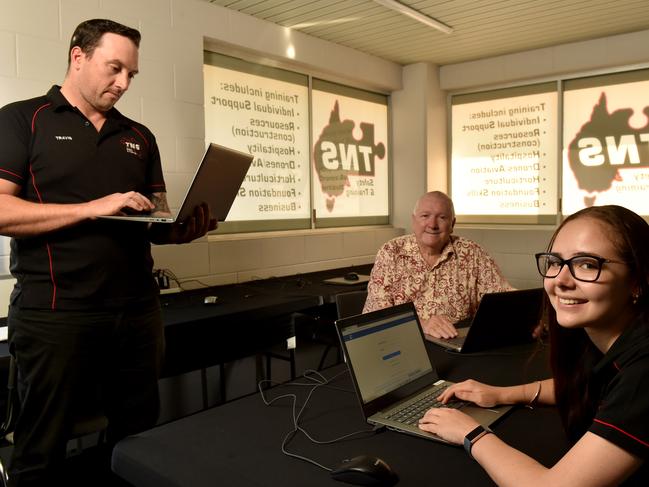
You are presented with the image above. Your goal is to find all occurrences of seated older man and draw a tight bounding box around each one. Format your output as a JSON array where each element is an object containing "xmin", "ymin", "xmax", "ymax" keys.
[{"xmin": 363, "ymin": 191, "xmax": 511, "ymax": 339}]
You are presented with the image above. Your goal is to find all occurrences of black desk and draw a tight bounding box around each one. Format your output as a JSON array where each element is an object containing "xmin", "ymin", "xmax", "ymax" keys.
[
  {"xmin": 159, "ymin": 265, "xmax": 370, "ymax": 407},
  {"xmin": 159, "ymin": 265, "xmax": 371, "ymax": 377},
  {"xmin": 112, "ymin": 342, "xmax": 570, "ymax": 487}
]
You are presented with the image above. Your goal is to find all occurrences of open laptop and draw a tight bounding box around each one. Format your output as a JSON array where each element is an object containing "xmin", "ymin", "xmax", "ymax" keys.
[
  {"xmin": 335, "ymin": 302, "xmax": 511, "ymax": 443},
  {"xmin": 426, "ymin": 288, "xmax": 544, "ymax": 353},
  {"xmin": 100, "ymin": 143, "xmax": 253, "ymax": 223}
]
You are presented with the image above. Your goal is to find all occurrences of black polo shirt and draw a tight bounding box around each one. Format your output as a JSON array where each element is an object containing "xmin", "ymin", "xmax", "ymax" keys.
[
  {"xmin": 0, "ymin": 86, "xmax": 166, "ymax": 310},
  {"xmin": 590, "ymin": 315, "xmax": 649, "ymax": 484}
]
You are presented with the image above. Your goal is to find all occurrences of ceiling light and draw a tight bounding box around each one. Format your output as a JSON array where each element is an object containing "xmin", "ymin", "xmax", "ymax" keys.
[{"xmin": 373, "ymin": 0, "xmax": 453, "ymax": 34}]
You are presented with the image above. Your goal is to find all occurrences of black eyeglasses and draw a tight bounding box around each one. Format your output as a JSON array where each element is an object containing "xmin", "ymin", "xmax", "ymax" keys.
[{"xmin": 535, "ymin": 253, "xmax": 627, "ymax": 283}]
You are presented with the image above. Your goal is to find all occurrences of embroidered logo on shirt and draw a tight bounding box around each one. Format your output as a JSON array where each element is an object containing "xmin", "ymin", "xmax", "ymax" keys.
[
  {"xmin": 120, "ymin": 137, "xmax": 143, "ymax": 158},
  {"xmin": 55, "ymin": 135, "xmax": 73, "ymax": 141}
]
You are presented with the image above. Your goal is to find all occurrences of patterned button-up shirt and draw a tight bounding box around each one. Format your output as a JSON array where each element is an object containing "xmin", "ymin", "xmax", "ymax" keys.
[{"xmin": 363, "ymin": 234, "xmax": 511, "ymax": 322}]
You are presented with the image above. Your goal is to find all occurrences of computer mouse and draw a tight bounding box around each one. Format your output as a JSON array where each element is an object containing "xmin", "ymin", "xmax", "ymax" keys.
[
  {"xmin": 344, "ymin": 272, "xmax": 360, "ymax": 281},
  {"xmin": 203, "ymin": 295, "xmax": 218, "ymax": 305},
  {"xmin": 330, "ymin": 455, "xmax": 398, "ymax": 486}
]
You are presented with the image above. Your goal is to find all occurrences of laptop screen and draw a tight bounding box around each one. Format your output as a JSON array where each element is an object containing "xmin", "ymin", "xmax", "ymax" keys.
[{"xmin": 340, "ymin": 307, "xmax": 433, "ymax": 404}]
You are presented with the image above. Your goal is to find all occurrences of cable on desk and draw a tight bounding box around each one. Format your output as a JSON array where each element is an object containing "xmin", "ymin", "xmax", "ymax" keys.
[
  {"xmin": 258, "ymin": 368, "xmax": 378, "ymax": 472},
  {"xmin": 155, "ymin": 268, "xmax": 212, "ymax": 290}
]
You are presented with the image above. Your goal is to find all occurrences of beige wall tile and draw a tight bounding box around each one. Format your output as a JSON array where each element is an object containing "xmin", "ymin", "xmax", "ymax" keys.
[
  {"xmin": 261, "ymin": 236, "xmax": 305, "ymax": 268},
  {"xmin": 0, "ymin": 258, "xmax": 10, "ymax": 280},
  {"xmin": 208, "ymin": 239, "xmax": 263, "ymax": 274},
  {"xmin": 128, "ymin": 57, "xmax": 175, "ymax": 101},
  {"xmin": 151, "ymin": 241, "xmax": 210, "ymax": 279},
  {"xmin": 175, "ymin": 138, "xmax": 206, "ymax": 174},
  {"xmin": 342, "ymin": 230, "xmax": 377, "ymax": 257},
  {"xmin": 304, "ymin": 233, "xmax": 343, "ymax": 261},
  {"xmin": 0, "ymin": 277, "xmax": 16, "ymax": 318},
  {"xmin": 0, "ymin": 32, "xmax": 16, "ymax": 77},
  {"xmin": 0, "ymin": 0, "xmax": 59, "ymax": 38},
  {"xmin": 100, "ymin": 0, "xmax": 172, "ymax": 26},
  {"xmin": 0, "ymin": 76, "xmax": 50, "ymax": 107},
  {"xmin": 161, "ymin": 172, "xmax": 193, "ymax": 210},
  {"xmin": 17, "ymin": 35, "xmax": 66, "ymax": 82}
]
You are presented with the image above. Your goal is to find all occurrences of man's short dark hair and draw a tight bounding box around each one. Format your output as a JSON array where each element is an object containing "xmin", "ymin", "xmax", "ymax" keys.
[{"xmin": 67, "ymin": 19, "xmax": 141, "ymax": 66}]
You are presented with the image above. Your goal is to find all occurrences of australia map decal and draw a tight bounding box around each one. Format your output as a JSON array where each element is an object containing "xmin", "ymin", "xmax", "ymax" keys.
[
  {"xmin": 313, "ymin": 101, "xmax": 386, "ymax": 212},
  {"xmin": 567, "ymin": 93, "xmax": 649, "ymax": 207}
]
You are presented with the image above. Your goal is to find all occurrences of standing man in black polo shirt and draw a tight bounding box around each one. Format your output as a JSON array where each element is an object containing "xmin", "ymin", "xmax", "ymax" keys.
[{"xmin": 0, "ymin": 19, "xmax": 216, "ymax": 485}]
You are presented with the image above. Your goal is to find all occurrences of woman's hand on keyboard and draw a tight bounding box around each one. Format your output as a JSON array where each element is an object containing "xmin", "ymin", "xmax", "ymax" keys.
[
  {"xmin": 418, "ymin": 408, "xmax": 478, "ymax": 445},
  {"xmin": 438, "ymin": 379, "xmax": 502, "ymax": 408}
]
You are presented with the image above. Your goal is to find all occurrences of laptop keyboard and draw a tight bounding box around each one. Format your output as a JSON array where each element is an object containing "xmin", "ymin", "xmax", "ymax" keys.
[{"xmin": 385, "ymin": 384, "xmax": 465, "ymax": 426}]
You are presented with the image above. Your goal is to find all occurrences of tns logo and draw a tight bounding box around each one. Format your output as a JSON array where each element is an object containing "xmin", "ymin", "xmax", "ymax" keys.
[
  {"xmin": 120, "ymin": 137, "xmax": 143, "ymax": 158},
  {"xmin": 313, "ymin": 101, "xmax": 385, "ymax": 211},
  {"xmin": 568, "ymin": 93, "xmax": 649, "ymax": 206}
]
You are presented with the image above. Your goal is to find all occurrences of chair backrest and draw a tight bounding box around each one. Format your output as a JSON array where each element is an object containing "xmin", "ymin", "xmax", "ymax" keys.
[{"xmin": 335, "ymin": 290, "xmax": 368, "ymax": 319}]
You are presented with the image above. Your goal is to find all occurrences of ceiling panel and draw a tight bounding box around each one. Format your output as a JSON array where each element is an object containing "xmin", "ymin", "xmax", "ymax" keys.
[{"xmin": 206, "ymin": 0, "xmax": 649, "ymax": 65}]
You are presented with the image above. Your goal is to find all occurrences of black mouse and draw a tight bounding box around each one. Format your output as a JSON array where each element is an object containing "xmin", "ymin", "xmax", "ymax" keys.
[
  {"xmin": 344, "ymin": 272, "xmax": 360, "ymax": 281},
  {"xmin": 331, "ymin": 455, "xmax": 398, "ymax": 486}
]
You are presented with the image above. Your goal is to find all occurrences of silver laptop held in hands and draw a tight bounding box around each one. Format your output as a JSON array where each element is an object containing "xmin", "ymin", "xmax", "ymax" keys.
[
  {"xmin": 335, "ymin": 302, "xmax": 511, "ymax": 443},
  {"xmin": 100, "ymin": 143, "xmax": 253, "ymax": 223}
]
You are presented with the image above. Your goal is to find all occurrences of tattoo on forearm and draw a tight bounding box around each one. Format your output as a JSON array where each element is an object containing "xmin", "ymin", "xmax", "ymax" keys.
[{"xmin": 150, "ymin": 193, "xmax": 170, "ymax": 213}]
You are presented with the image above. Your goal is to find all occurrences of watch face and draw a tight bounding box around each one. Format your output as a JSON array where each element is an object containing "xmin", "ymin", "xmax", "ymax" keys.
[
  {"xmin": 464, "ymin": 425, "xmax": 491, "ymax": 459},
  {"xmin": 466, "ymin": 425, "xmax": 487, "ymax": 442}
]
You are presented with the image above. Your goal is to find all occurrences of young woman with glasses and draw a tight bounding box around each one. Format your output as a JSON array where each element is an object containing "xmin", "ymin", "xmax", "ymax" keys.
[{"xmin": 418, "ymin": 205, "xmax": 648, "ymax": 486}]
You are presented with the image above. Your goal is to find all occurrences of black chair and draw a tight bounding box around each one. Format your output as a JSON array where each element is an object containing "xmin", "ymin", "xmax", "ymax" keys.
[
  {"xmin": 335, "ymin": 290, "xmax": 368, "ymax": 320},
  {"xmin": 310, "ymin": 290, "xmax": 368, "ymax": 370}
]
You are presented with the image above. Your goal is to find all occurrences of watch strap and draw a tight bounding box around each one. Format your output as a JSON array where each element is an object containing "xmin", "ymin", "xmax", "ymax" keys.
[{"xmin": 463, "ymin": 425, "xmax": 493, "ymax": 459}]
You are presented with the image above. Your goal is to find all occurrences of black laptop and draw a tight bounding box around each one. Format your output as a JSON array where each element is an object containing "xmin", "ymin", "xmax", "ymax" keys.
[{"xmin": 426, "ymin": 288, "xmax": 544, "ymax": 353}]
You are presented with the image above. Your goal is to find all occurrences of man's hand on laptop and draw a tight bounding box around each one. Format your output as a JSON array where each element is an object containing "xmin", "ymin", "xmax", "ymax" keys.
[
  {"xmin": 422, "ymin": 315, "xmax": 458, "ymax": 339},
  {"xmin": 150, "ymin": 202, "xmax": 217, "ymax": 244},
  {"xmin": 86, "ymin": 191, "xmax": 155, "ymax": 218}
]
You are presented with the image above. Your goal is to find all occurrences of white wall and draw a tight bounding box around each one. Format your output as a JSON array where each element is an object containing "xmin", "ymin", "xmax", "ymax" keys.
[
  {"xmin": 0, "ymin": 278, "xmax": 13, "ymax": 319},
  {"xmin": 439, "ymin": 29, "xmax": 649, "ymax": 91},
  {"xmin": 390, "ymin": 64, "xmax": 427, "ymax": 231}
]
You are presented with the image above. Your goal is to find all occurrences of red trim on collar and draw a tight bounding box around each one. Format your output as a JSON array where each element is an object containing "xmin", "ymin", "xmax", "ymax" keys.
[
  {"xmin": 594, "ymin": 419, "xmax": 649, "ymax": 448},
  {"xmin": 31, "ymin": 102, "xmax": 52, "ymax": 133},
  {"xmin": 131, "ymin": 126, "xmax": 150, "ymax": 149}
]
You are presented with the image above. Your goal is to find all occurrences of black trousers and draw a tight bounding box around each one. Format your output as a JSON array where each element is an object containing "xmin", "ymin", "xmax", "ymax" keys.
[{"xmin": 6, "ymin": 301, "xmax": 165, "ymax": 486}]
